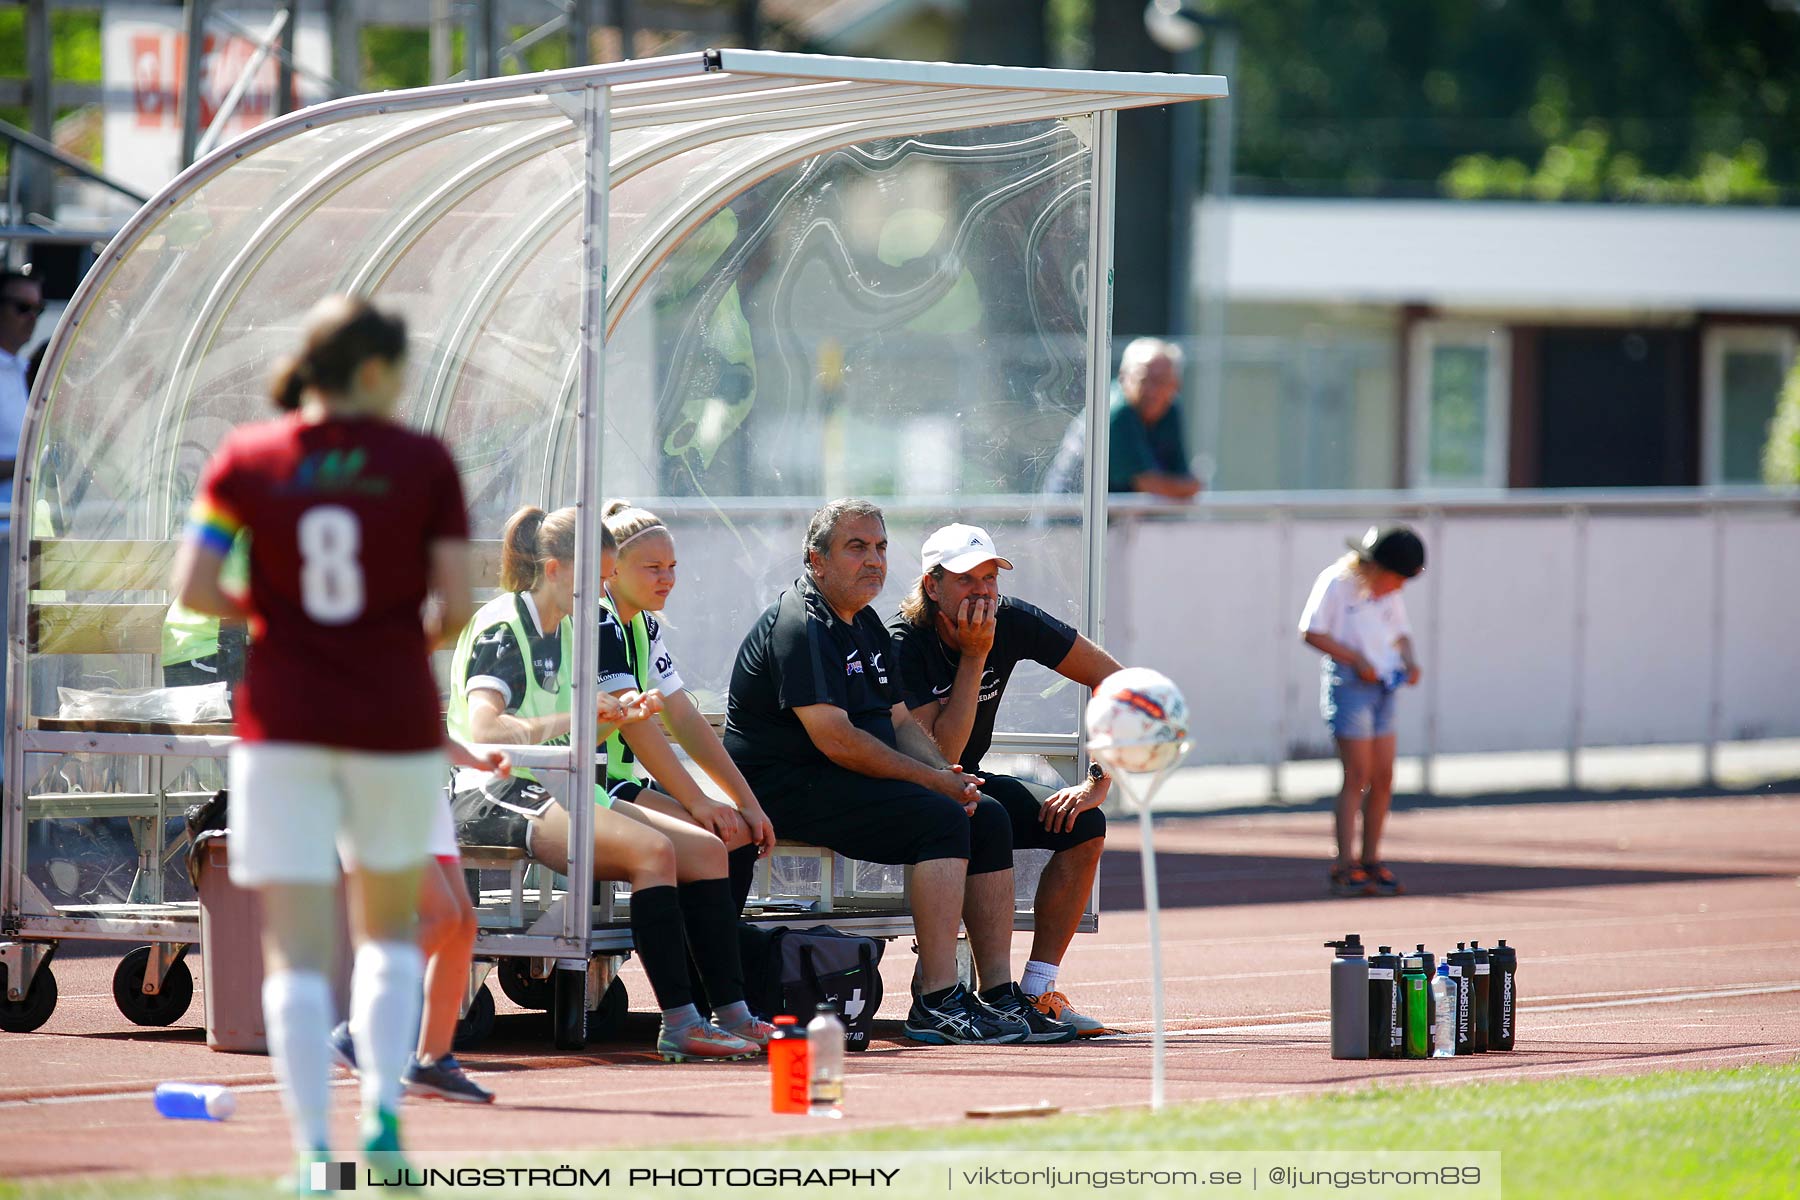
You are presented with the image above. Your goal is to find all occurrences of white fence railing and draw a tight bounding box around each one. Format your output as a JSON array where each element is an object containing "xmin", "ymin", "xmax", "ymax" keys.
[
  {"xmin": 590, "ymin": 488, "xmax": 1800, "ymax": 794},
  {"xmin": 1101, "ymin": 489, "xmax": 1800, "ymax": 791}
]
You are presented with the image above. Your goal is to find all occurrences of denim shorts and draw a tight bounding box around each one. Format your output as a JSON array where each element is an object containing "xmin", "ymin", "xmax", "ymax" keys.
[{"xmin": 1320, "ymin": 661, "xmax": 1396, "ymax": 740}]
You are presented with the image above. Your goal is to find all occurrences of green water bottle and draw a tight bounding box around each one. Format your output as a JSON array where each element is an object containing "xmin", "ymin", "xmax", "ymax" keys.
[{"xmin": 1401, "ymin": 953, "xmax": 1430, "ymax": 1059}]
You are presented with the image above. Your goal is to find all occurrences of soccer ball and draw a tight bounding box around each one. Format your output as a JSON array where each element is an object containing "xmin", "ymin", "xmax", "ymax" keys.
[{"xmin": 1086, "ymin": 668, "xmax": 1190, "ymax": 774}]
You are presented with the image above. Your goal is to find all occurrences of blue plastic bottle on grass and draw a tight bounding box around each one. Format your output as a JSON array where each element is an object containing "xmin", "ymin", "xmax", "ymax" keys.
[{"xmin": 154, "ymin": 1082, "xmax": 236, "ymax": 1121}]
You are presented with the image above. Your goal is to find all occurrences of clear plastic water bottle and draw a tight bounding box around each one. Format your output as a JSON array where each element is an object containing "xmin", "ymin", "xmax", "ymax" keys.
[
  {"xmin": 806, "ymin": 1002, "xmax": 844, "ymax": 1119},
  {"xmin": 154, "ymin": 1082, "xmax": 236, "ymax": 1120},
  {"xmin": 1430, "ymin": 966, "xmax": 1456, "ymax": 1058}
]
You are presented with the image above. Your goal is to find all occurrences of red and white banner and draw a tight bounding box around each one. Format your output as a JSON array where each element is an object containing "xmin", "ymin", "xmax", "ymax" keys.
[{"xmin": 104, "ymin": 6, "xmax": 332, "ymax": 193}]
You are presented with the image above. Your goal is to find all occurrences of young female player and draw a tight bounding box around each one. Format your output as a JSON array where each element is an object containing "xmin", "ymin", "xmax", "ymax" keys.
[
  {"xmin": 172, "ymin": 295, "xmax": 504, "ymax": 1174},
  {"xmin": 598, "ymin": 499, "xmax": 776, "ymax": 913},
  {"xmin": 445, "ymin": 504, "xmax": 772, "ymax": 1061}
]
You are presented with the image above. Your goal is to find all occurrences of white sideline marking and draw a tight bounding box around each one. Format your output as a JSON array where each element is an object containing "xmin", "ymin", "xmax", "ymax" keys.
[
  {"xmin": 1088, "ymin": 906, "xmax": 1800, "ymax": 953},
  {"xmin": 1092, "ymin": 981, "xmax": 1800, "ymax": 1039},
  {"xmin": 1077, "ymin": 938, "xmax": 1800, "ymax": 989}
]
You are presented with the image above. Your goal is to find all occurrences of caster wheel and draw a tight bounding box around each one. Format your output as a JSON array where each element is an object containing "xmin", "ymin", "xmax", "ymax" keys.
[
  {"xmin": 588, "ymin": 976, "xmax": 627, "ymax": 1041},
  {"xmin": 112, "ymin": 947, "xmax": 194, "ymax": 1027},
  {"xmin": 0, "ymin": 962, "xmax": 58, "ymax": 1033},
  {"xmin": 452, "ymin": 983, "xmax": 496, "ymax": 1050},
  {"xmin": 496, "ymin": 958, "xmax": 552, "ymax": 1010}
]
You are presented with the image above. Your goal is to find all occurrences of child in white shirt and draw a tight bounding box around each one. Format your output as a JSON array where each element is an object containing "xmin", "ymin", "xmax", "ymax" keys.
[{"xmin": 1298, "ymin": 525, "xmax": 1426, "ymax": 897}]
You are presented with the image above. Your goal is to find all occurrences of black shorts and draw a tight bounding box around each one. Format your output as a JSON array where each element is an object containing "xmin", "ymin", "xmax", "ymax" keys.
[
  {"xmin": 977, "ymin": 773, "xmax": 1106, "ymax": 852},
  {"xmin": 605, "ymin": 778, "xmax": 673, "ymax": 808},
  {"xmin": 751, "ymin": 763, "xmax": 1013, "ymax": 876},
  {"xmin": 451, "ymin": 775, "xmax": 554, "ymax": 852}
]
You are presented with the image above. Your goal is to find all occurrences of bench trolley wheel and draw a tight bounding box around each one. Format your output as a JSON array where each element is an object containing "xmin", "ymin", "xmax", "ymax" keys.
[
  {"xmin": 549, "ymin": 968, "xmax": 628, "ymax": 1050},
  {"xmin": 589, "ymin": 975, "xmax": 627, "ymax": 1041},
  {"xmin": 496, "ymin": 957, "xmax": 551, "ymax": 1010},
  {"xmin": 452, "ymin": 983, "xmax": 497, "ymax": 1050},
  {"xmin": 112, "ymin": 945, "xmax": 195, "ymax": 1027},
  {"xmin": 499, "ymin": 957, "xmax": 627, "ymax": 1043},
  {"xmin": 0, "ymin": 952, "xmax": 58, "ymax": 1033}
]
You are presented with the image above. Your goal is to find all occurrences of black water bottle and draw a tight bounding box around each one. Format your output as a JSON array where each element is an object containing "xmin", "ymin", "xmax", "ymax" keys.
[
  {"xmin": 1445, "ymin": 943, "xmax": 1475, "ymax": 1055},
  {"xmin": 1367, "ymin": 946, "xmax": 1403, "ymax": 1059},
  {"xmin": 1468, "ymin": 941, "xmax": 1492, "ymax": 1053},
  {"xmin": 1489, "ymin": 940, "xmax": 1518, "ymax": 1051},
  {"xmin": 1413, "ymin": 944, "xmax": 1437, "ymax": 1043}
]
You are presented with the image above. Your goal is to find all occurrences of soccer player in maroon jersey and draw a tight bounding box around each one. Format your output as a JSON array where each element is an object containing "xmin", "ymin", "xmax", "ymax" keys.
[{"xmin": 172, "ymin": 296, "xmax": 502, "ymax": 1178}]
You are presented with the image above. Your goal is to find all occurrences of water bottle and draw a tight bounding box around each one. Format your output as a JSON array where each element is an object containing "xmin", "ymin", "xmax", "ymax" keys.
[
  {"xmin": 1367, "ymin": 946, "xmax": 1403, "ymax": 1059},
  {"xmin": 806, "ymin": 1003, "xmax": 844, "ymax": 1119},
  {"xmin": 1445, "ymin": 944, "xmax": 1475, "ymax": 1055},
  {"xmin": 1468, "ymin": 941, "xmax": 1492, "ymax": 1053},
  {"xmin": 1489, "ymin": 940, "xmax": 1518, "ymax": 1051},
  {"xmin": 768, "ymin": 1015, "xmax": 810, "ymax": 1114},
  {"xmin": 1400, "ymin": 953, "xmax": 1430, "ymax": 1059},
  {"xmin": 153, "ymin": 1082, "xmax": 236, "ymax": 1121},
  {"xmin": 1413, "ymin": 944, "xmax": 1438, "ymax": 1042},
  {"xmin": 1324, "ymin": 935, "xmax": 1369, "ymax": 1060},
  {"xmin": 1430, "ymin": 966, "xmax": 1456, "ymax": 1058}
]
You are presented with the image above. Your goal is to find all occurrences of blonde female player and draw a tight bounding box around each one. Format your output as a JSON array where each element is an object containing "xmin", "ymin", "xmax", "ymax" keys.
[
  {"xmin": 1299, "ymin": 525, "xmax": 1427, "ymax": 898},
  {"xmin": 171, "ymin": 296, "xmax": 504, "ymax": 1178},
  {"xmin": 599, "ymin": 499, "xmax": 776, "ymax": 916},
  {"xmin": 445, "ymin": 505, "xmax": 772, "ymax": 1061}
]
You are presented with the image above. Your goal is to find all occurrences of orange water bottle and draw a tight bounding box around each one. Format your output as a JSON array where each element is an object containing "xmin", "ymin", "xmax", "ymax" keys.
[{"xmin": 768, "ymin": 1015, "xmax": 809, "ymax": 1114}]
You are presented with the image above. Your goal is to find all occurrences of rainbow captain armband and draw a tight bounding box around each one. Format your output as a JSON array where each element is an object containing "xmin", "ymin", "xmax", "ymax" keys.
[{"xmin": 185, "ymin": 499, "xmax": 242, "ymax": 557}]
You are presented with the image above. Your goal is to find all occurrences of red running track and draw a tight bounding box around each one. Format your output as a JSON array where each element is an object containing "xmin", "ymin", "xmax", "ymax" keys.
[{"xmin": 0, "ymin": 793, "xmax": 1795, "ymax": 1183}]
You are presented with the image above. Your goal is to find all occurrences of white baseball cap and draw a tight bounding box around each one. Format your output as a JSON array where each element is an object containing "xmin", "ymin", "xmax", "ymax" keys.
[{"xmin": 921, "ymin": 523, "xmax": 1014, "ymax": 575}]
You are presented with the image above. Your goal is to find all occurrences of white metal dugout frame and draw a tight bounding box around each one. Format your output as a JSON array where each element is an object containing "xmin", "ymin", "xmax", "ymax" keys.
[{"xmin": 1, "ymin": 51, "xmax": 1225, "ymax": 1035}]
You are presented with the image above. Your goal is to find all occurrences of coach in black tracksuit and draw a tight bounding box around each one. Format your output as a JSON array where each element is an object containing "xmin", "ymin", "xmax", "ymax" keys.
[
  {"xmin": 886, "ymin": 522, "xmax": 1122, "ymax": 1038},
  {"xmin": 722, "ymin": 499, "xmax": 1075, "ymax": 1046}
]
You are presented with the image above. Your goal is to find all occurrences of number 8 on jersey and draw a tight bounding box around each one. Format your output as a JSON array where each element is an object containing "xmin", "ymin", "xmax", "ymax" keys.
[{"xmin": 298, "ymin": 505, "xmax": 365, "ymax": 624}]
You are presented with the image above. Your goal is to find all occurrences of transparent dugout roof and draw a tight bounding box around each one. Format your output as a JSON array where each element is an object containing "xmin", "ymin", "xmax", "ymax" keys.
[{"xmin": 20, "ymin": 50, "xmax": 1225, "ymax": 737}]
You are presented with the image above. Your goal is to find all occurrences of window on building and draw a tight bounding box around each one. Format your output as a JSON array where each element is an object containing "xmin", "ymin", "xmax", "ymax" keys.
[
  {"xmin": 1703, "ymin": 326, "xmax": 1797, "ymax": 485},
  {"xmin": 1408, "ymin": 323, "xmax": 1509, "ymax": 488}
]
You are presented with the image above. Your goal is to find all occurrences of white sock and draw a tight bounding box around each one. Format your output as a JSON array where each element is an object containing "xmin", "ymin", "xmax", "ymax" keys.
[
  {"xmin": 1020, "ymin": 959, "xmax": 1059, "ymax": 997},
  {"xmin": 263, "ymin": 969, "xmax": 335, "ymax": 1153},
  {"xmin": 350, "ymin": 941, "xmax": 424, "ymax": 1119}
]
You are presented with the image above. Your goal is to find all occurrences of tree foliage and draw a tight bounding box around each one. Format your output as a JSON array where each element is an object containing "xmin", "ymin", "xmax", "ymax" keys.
[
  {"xmin": 1201, "ymin": 0, "xmax": 1800, "ymax": 202},
  {"xmin": 1763, "ymin": 359, "xmax": 1800, "ymax": 486}
]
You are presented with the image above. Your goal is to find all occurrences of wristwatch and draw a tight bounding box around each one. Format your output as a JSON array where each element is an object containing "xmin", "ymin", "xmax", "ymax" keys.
[{"xmin": 1087, "ymin": 761, "xmax": 1106, "ymax": 783}]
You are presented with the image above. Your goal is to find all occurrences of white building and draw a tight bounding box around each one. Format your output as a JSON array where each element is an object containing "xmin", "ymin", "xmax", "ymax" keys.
[{"xmin": 1205, "ymin": 198, "xmax": 1800, "ymax": 492}]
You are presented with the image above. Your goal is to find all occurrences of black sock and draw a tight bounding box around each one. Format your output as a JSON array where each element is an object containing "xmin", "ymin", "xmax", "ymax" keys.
[
  {"xmin": 629, "ymin": 885, "xmax": 693, "ymax": 1012},
  {"xmin": 727, "ymin": 843, "xmax": 759, "ymax": 915},
  {"xmin": 676, "ymin": 877, "xmax": 746, "ymax": 1009}
]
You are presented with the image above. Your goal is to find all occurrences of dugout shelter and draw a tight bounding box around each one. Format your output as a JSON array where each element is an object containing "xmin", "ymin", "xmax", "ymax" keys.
[{"xmin": 0, "ymin": 50, "xmax": 1225, "ymax": 1042}]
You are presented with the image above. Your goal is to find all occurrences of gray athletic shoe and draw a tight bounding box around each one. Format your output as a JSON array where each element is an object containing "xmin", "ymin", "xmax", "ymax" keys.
[
  {"xmin": 979, "ymin": 983, "xmax": 1079, "ymax": 1044},
  {"xmin": 904, "ymin": 983, "xmax": 1027, "ymax": 1045},
  {"xmin": 328, "ymin": 1020, "xmax": 358, "ymax": 1072},
  {"xmin": 403, "ymin": 1054, "xmax": 495, "ymax": 1104}
]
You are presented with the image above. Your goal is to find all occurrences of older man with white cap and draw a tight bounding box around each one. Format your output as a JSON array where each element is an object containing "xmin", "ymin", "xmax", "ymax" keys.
[{"xmin": 888, "ymin": 522, "xmax": 1124, "ymax": 1035}]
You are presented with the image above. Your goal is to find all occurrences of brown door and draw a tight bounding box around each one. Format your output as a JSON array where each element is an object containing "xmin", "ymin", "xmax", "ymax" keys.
[{"xmin": 1537, "ymin": 327, "xmax": 1697, "ymax": 488}]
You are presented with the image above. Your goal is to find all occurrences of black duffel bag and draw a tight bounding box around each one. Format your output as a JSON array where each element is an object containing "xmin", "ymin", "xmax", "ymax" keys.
[{"xmin": 740, "ymin": 924, "xmax": 885, "ymax": 1052}]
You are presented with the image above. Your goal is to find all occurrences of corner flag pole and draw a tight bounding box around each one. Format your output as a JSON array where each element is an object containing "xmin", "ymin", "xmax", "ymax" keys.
[{"xmin": 1094, "ymin": 740, "xmax": 1191, "ymax": 1112}]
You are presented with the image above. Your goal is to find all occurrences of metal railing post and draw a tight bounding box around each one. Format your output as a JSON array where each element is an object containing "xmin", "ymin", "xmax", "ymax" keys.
[
  {"xmin": 1567, "ymin": 506, "xmax": 1588, "ymax": 790},
  {"xmin": 179, "ymin": 0, "xmax": 211, "ymax": 170}
]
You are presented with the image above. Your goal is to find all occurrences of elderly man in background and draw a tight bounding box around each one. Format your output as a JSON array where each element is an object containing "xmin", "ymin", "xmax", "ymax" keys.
[
  {"xmin": 1109, "ymin": 336, "xmax": 1202, "ymax": 498},
  {"xmin": 1041, "ymin": 336, "xmax": 1203, "ymax": 499},
  {"xmin": 722, "ymin": 498, "xmax": 1077, "ymax": 1045}
]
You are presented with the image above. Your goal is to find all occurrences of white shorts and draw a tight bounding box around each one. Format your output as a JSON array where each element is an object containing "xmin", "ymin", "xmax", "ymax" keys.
[
  {"xmin": 227, "ymin": 743, "xmax": 448, "ymax": 886},
  {"xmin": 426, "ymin": 787, "xmax": 459, "ymax": 863}
]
